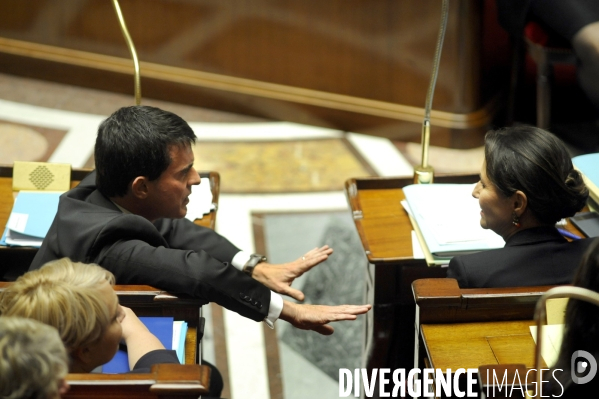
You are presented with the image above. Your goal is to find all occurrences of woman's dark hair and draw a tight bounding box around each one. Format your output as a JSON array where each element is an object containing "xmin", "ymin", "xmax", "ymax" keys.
[
  {"xmin": 95, "ymin": 106, "xmax": 196, "ymax": 197},
  {"xmin": 484, "ymin": 126, "xmax": 588, "ymax": 224},
  {"xmin": 551, "ymin": 239, "xmax": 599, "ymax": 394}
]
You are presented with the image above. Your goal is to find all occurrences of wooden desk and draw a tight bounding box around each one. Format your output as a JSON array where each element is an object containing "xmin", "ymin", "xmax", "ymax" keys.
[
  {"xmin": 345, "ymin": 175, "xmax": 585, "ymax": 372},
  {"xmin": 0, "ymin": 165, "xmax": 220, "ymax": 280},
  {"xmin": 421, "ymin": 319, "xmax": 541, "ymax": 371},
  {"xmin": 413, "ymin": 279, "xmax": 555, "ymax": 372},
  {"xmin": 345, "ymin": 175, "xmax": 478, "ymax": 371}
]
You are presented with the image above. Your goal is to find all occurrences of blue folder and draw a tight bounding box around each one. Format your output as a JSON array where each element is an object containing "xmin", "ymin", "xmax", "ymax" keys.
[
  {"xmin": 102, "ymin": 317, "xmax": 175, "ymax": 373},
  {"xmin": 0, "ymin": 191, "xmax": 61, "ymax": 247}
]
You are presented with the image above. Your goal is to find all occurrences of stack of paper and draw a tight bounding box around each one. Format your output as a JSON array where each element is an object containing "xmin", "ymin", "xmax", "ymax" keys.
[
  {"xmin": 403, "ymin": 184, "xmax": 504, "ymax": 265},
  {"xmin": 0, "ymin": 191, "xmax": 62, "ymax": 247},
  {"xmin": 185, "ymin": 178, "xmax": 215, "ymax": 222}
]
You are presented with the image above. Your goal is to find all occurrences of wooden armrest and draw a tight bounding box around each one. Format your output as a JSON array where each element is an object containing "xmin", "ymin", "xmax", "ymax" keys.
[
  {"xmin": 112, "ymin": 285, "xmax": 204, "ymax": 304},
  {"xmin": 412, "ymin": 278, "xmax": 462, "ymax": 306},
  {"xmin": 478, "ymin": 364, "xmax": 533, "ymax": 399},
  {"xmin": 413, "ymin": 278, "xmax": 559, "ymax": 323},
  {"xmin": 65, "ymin": 364, "xmax": 210, "ymax": 398},
  {"xmin": 0, "ymin": 283, "xmax": 205, "ymax": 306}
]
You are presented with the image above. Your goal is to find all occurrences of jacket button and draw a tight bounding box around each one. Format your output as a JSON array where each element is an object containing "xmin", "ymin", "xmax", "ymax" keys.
[{"xmin": 239, "ymin": 292, "xmax": 245, "ymax": 299}]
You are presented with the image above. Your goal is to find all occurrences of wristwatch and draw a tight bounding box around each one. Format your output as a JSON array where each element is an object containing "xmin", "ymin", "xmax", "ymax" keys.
[{"xmin": 242, "ymin": 253, "xmax": 267, "ymax": 276}]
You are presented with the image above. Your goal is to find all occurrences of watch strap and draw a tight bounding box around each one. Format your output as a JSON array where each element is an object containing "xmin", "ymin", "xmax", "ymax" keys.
[{"xmin": 242, "ymin": 253, "xmax": 267, "ymax": 276}]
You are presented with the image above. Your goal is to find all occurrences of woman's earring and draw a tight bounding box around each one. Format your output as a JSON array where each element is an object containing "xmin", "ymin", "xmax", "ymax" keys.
[{"xmin": 512, "ymin": 212, "xmax": 521, "ymax": 227}]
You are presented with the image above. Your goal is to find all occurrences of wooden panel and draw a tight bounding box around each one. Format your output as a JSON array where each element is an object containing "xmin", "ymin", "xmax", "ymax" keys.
[
  {"xmin": 0, "ymin": 0, "xmax": 502, "ymax": 146},
  {"xmin": 64, "ymin": 363, "xmax": 210, "ymax": 399}
]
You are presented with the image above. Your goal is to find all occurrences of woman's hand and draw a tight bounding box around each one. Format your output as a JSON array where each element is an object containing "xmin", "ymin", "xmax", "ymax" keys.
[{"xmin": 119, "ymin": 306, "xmax": 167, "ymax": 370}]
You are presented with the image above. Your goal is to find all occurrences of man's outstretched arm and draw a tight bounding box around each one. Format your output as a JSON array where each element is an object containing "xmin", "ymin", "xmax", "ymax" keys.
[
  {"xmin": 278, "ymin": 300, "xmax": 372, "ymax": 335},
  {"xmin": 250, "ymin": 245, "xmax": 334, "ymax": 301}
]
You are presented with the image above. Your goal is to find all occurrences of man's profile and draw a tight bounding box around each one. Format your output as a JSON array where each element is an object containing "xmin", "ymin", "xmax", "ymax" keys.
[{"xmin": 31, "ymin": 105, "xmax": 370, "ymax": 335}]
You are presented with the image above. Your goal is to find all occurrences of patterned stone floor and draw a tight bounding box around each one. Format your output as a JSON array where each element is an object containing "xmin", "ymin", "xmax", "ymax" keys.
[{"xmin": 192, "ymin": 139, "xmax": 372, "ymax": 193}]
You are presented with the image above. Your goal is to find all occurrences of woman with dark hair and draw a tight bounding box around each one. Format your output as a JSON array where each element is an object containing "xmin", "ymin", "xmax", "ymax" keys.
[
  {"xmin": 447, "ymin": 125, "xmax": 594, "ymax": 288},
  {"xmin": 549, "ymin": 239, "xmax": 599, "ymax": 396}
]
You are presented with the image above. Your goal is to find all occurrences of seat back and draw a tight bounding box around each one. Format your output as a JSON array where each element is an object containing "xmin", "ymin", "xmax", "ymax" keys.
[{"xmin": 413, "ymin": 278, "xmax": 555, "ymax": 324}]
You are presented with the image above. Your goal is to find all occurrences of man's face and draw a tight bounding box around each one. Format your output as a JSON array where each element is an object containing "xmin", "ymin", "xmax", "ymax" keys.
[{"xmin": 145, "ymin": 144, "xmax": 201, "ymax": 220}]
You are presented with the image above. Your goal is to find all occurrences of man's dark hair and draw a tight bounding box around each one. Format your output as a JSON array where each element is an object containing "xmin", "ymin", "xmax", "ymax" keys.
[
  {"xmin": 95, "ymin": 106, "xmax": 196, "ymax": 197},
  {"xmin": 484, "ymin": 125, "xmax": 588, "ymax": 224}
]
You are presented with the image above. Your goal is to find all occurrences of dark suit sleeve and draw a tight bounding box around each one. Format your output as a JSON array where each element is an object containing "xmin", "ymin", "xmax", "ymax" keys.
[
  {"xmin": 91, "ymin": 215, "xmax": 269, "ymax": 322},
  {"xmin": 131, "ymin": 350, "xmax": 179, "ymax": 373},
  {"xmin": 154, "ymin": 218, "xmax": 240, "ymax": 264},
  {"xmin": 447, "ymin": 256, "xmax": 470, "ymax": 288}
]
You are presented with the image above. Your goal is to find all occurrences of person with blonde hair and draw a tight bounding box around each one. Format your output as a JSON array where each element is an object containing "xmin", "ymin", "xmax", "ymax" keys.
[
  {"xmin": 0, "ymin": 258, "xmax": 222, "ymax": 396},
  {"xmin": 0, "ymin": 316, "xmax": 69, "ymax": 399}
]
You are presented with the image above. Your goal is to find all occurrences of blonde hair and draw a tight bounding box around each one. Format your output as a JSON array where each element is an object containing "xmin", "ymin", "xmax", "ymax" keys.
[
  {"xmin": 0, "ymin": 258, "xmax": 116, "ymax": 355},
  {"xmin": 0, "ymin": 316, "xmax": 68, "ymax": 399}
]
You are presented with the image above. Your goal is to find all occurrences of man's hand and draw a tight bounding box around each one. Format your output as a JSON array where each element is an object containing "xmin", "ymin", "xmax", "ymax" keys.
[
  {"xmin": 251, "ymin": 245, "xmax": 333, "ymax": 301},
  {"xmin": 278, "ymin": 300, "xmax": 371, "ymax": 335}
]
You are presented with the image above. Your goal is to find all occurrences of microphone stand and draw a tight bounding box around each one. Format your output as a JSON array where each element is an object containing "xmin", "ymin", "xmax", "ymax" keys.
[
  {"xmin": 413, "ymin": 0, "xmax": 449, "ymax": 184},
  {"xmin": 111, "ymin": 0, "xmax": 142, "ymax": 105}
]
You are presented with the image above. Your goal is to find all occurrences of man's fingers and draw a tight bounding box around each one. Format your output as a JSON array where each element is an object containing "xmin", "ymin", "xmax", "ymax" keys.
[
  {"xmin": 302, "ymin": 245, "xmax": 333, "ymax": 260},
  {"xmin": 296, "ymin": 254, "xmax": 329, "ymax": 273},
  {"xmin": 323, "ymin": 305, "xmax": 371, "ymax": 322},
  {"xmin": 283, "ymin": 287, "xmax": 305, "ymax": 302},
  {"xmin": 313, "ymin": 324, "xmax": 335, "ymax": 335}
]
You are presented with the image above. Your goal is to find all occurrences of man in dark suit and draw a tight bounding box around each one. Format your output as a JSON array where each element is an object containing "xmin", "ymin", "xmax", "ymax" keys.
[{"xmin": 30, "ymin": 105, "xmax": 370, "ymax": 335}]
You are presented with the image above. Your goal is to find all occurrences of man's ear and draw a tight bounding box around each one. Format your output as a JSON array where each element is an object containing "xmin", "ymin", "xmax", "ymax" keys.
[
  {"xmin": 513, "ymin": 190, "xmax": 528, "ymax": 216},
  {"xmin": 130, "ymin": 176, "xmax": 150, "ymax": 199}
]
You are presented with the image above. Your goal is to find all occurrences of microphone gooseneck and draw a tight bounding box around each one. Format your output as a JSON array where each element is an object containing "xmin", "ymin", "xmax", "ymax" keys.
[
  {"xmin": 111, "ymin": 0, "xmax": 142, "ymax": 105},
  {"xmin": 414, "ymin": 0, "xmax": 449, "ymax": 184}
]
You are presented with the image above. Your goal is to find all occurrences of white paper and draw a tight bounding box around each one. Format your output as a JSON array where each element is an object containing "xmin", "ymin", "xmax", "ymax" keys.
[
  {"xmin": 411, "ymin": 230, "xmax": 425, "ymax": 259},
  {"xmin": 403, "ymin": 184, "xmax": 505, "ymax": 255},
  {"xmin": 530, "ymin": 324, "xmax": 565, "ymax": 368},
  {"xmin": 185, "ymin": 178, "xmax": 215, "ymax": 221},
  {"xmin": 7, "ymin": 212, "xmax": 28, "ymax": 233}
]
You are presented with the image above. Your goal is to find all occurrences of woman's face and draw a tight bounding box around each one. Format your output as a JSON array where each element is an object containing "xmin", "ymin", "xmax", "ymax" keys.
[
  {"xmin": 84, "ymin": 281, "xmax": 125, "ymax": 370},
  {"xmin": 472, "ymin": 161, "xmax": 518, "ymax": 240}
]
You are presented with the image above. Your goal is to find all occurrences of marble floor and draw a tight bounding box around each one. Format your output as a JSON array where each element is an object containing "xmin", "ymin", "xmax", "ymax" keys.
[{"xmin": 0, "ymin": 72, "xmax": 483, "ymax": 399}]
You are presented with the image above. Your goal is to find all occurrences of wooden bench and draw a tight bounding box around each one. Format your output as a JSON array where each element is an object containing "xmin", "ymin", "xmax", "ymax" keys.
[{"xmin": 412, "ymin": 278, "xmax": 555, "ymax": 371}]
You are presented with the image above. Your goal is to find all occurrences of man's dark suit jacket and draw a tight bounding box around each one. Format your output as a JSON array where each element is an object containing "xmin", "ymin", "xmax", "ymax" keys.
[
  {"xmin": 30, "ymin": 171, "xmax": 269, "ymax": 322},
  {"xmin": 447, "ymin": 226, "xmax": 594, "ymax": 288}
]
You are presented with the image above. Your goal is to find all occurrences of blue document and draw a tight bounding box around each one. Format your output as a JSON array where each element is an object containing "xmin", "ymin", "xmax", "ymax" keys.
[
  {"xmin": 0, "ymin": 191, "xmax": 61, "ymax": 247},
  {"xmin": 102, "ymin": 317, "xmax": 176, "ymax": 374},
  {"xmin": 573, "ymin": 154, "xmax": 599, "ymax": 203},
  {"xmin": 573, "ymin": 153, "xmax": 599, "ymax": 187}
]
